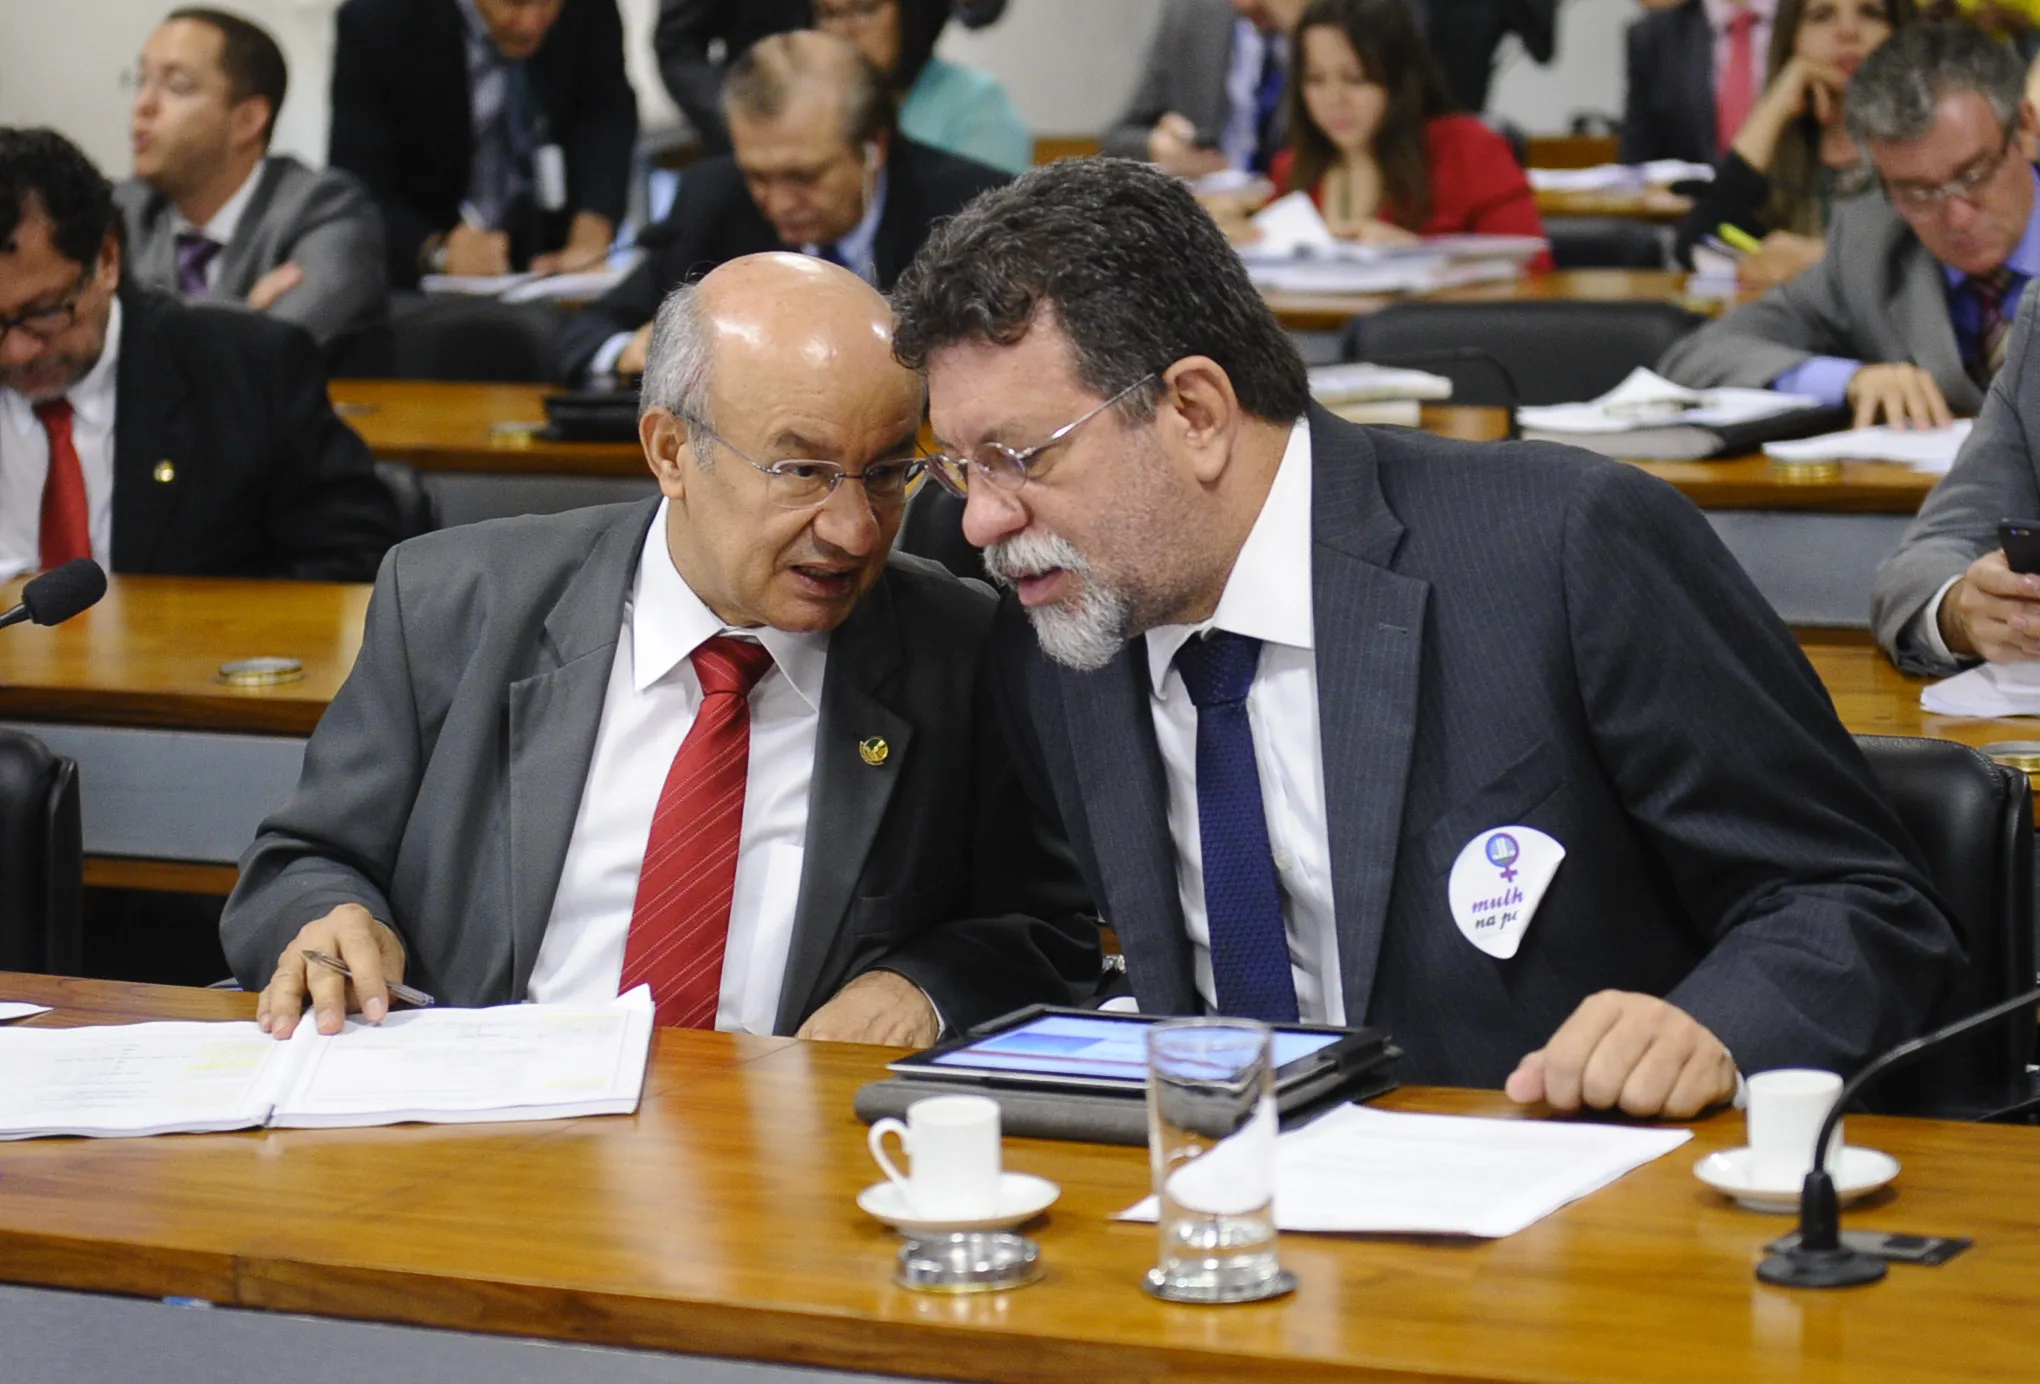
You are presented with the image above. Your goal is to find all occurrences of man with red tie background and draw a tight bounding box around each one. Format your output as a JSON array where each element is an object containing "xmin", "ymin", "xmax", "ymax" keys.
[
  {"xmin": 1621, "ymin": 0, "xmax": 1776, "ymax": 166},
  {"xmin": 224, "ymin": 252, "xmax": 1099, "ymax": 1043},
  {"xmin": 0, "ymin": 127, "xmax": 397, "ymax": 583}
]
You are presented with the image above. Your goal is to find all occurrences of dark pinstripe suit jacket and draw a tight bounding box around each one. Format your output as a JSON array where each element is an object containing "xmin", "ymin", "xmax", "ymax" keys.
[{"xmin": 991, "ymin": 406, "xmax": 1960, "ymax": 1088}]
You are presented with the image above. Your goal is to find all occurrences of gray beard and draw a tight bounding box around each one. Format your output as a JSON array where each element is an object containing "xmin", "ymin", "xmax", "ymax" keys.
[{"xmin": 983, "ymin": 530, "xmax": 1132, "ymax": 672}]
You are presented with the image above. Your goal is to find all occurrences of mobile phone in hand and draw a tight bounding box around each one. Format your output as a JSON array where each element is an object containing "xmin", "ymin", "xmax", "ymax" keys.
[{"xmin": 1998, "ymin": 518, "xmax": 2040, "ymax": 574}]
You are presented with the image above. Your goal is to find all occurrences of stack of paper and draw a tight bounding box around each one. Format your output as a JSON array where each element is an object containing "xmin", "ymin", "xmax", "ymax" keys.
[
  {"xmin": 1308, "ymin": 362, "xmax": 1454, "ymax": 426},
  {"xmin": 1527, "ymin": 160, "xmax": 1716, "ymax": 193},
  {"xmin": 1118, "ymin": 1105, "xmax": 1691, "ymax": 1237},
  {"xmin": 1238, "ymin": 193, "xmax": 1543, "ymax": 294},
  {"xmin": 1518, "ymin": 368, "xmax": 1824, "ymax": 460},
  {"xmin": 0, "ymin": 988, "xmax": 652, "ymax": 1139},
  {"xmin": 1763, "ymin": 421, "xmax": 1973, "ymax": 474},
  {"xmin": 421, "ymin": 261, "xmax": 634, "ymax": 303},
  {"xmin": 1920, "ymin": 661, "xmax": 2040, "ymax": 717}
]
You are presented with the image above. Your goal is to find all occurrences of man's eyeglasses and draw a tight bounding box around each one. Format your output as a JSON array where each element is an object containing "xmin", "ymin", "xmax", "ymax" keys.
[
  {"xmin": 1886, "ymin": 124, "xmax": 2019, "ymax": 213},
  {"xmin": 813, "ymin": 0, "xmax": 895, "ymax": 21},
  {"xmin": 0, "ymin": 263, "xmax": 94, "ymax": 343},
  {"xmin": 922, "ymin": 374, "xmax": 1158, "ymax": 498},
  {"xmin": 675, "ymin": 413, "xmax": 924, "ymax": 511}
]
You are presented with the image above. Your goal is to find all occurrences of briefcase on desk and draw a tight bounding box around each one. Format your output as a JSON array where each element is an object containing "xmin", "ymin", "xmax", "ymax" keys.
[
  {"xmin": 542, "ymin": 387, "xmax": 642, "ymax": 443},
  {"xmin": 854, "ymin": 1005, "xmax": 1401, "ymax": 1146}
]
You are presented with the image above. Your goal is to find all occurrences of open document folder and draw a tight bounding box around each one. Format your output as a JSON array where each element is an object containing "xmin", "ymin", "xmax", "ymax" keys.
[
  {"xmin": 1236, "ymin": 192, "xmax": 1544, "ymax": 294},
  {"xmin": 1117, "ymin": 1105, "xmax": 1691, "ymax": 1238},
  {"xmin": 1517, "ymin": 368, "xmax": 1830, "ymax": 460},
  {"xmin": 0, "ymin": 987, "xmax": 653, "ymax": 1138}
]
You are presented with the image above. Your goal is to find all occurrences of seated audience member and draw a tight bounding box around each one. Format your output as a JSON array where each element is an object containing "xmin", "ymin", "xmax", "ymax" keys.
[
  {"xmin": 558, "ymin": 31, "xmax": 1007, "ymax": 383},
  {"xmin": 1623, "ymin": 0, "xmax": 1778, "ymax": 165},
  {"xmin": 1873, "ymin": 288, "xmax": 2040, "ymax": 669},
  {"xmin": 0, "ymin": 128, "xmax": 397, "ymax": 582},
  {"xmin": 816, "ymin": 0, "xmax": 1033, "ymax": 174},
  {"xmin": 890, "ymin": 157, "xmax": 1957, "ymax": 1117},
  {"xmin": 1673, "ymin": 0, "xmax": 1915, "ymax": 287},
  {"xmin": 1103, "ymin": 0, "xmax": 1308, "ymax": 177},
  {"xmin": 121, "ymin": 8, "xmax": 386, "ymax": 347},
  {"xmin": 329, "ymin": 0, "xmax": 638, "ymax": 289},
  {"xmin": 1269, "ymin": 0, "xmax": 1550, "ymax": 262},
  {"xmin": 654, "ymin": 0, "xmax": 810, "ymax": 156},
  {"xmin": 1659, "ymin": 23, "xmax": 2040, "ymax": 428},
  {"xmin": 224, "ymin": 253, "xmax": 1098, "ymax": 1040}
]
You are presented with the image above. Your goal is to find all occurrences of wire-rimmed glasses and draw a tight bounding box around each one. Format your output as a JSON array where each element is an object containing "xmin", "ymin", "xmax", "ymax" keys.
[
  {"xmin": 675, "ymin": 413, "xmax": 925, "ymax": 511},
  {"xmin": 921, "ymin": 374, "xmax": 1158, "ymax": 498}
]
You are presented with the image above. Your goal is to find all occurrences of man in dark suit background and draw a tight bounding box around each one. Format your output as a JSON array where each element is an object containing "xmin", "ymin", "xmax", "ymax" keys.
[
  {"xmin": 227, "ymin": 253, "xmax": 1097, "ymax": 1042},
  {"xmin": 653, "ymin": 0, "xmax": 810, "ymax": 155},
  {"xmin": 559, "ymin": 30, "xmax": 1007, "ymax": 384},
  {"xmin": 1104, "ymin": 0, "xmax": 1304, "ymax": 177},
  {"xmin": 329, "ymin": 0, "xmax": 638, "ymax": 288},
  {"xmin": 0, "ymin": 127, "xmax": 396, "ymax": 583},
  {"xmin": 1621, "ymin": 0, "xmax": 1772, "ymax": 165},
  {"xmin": 121, "ymin": 7, "xmax": 386, "ymax": 347},
  {"xmin": 891, "ymin": 157, "xmax": 1957, "ymax": 1117}
]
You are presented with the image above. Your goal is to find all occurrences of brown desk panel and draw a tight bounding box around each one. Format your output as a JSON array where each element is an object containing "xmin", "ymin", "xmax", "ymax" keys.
[
  {"xmin": 331, "ymin": 379, "xmax": 648, "ymax": 478},
  {"xmin": 3, "ymin": 973, "xmax": 2039, "ymax": 1384}
]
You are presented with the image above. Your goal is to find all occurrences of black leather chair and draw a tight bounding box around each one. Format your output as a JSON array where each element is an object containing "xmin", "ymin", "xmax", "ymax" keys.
[
  {"xmin": 1544, "ymin": 216, "xmax": 1668, "ymax": 270},
  {"xmin": 1853, "ymin": 735, "xmax": 2038, "ymax": 1119},
  {"xmin": 1340, "ymin": 300, "xmax": 1707, "ymax": 407},
  {"xmin": 375, "ymin": 461, "xmax": 442, "ymax": 542},
  {"xmin": 336, "ymin": 297, "xmax": 567, "ymax": 383},
  {"xmin": 0, "ymin": 730, "xmax": 82, "ymax": 975}
]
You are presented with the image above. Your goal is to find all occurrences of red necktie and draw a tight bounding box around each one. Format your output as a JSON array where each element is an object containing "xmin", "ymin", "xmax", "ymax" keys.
[
  {"xmin": 1716, "ymin": 9, "xmax": 1759, "ymax": 155},
  {"xmin": 619, "ymin": 635, "xmax": 777, "ymax": 1028},
  {"xmin": 32, "ymin": 398, "xmax": 90, "ymax": 571}
]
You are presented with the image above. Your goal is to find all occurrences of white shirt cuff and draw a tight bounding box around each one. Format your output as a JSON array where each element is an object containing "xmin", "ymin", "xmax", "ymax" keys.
[
  {"xmin": 1910, "ymin": 574, "xmax": 1966, "ymax": 664},
  {"xmin": 587, "ymin": 331, "xmax": 634, "ymax": 382}
]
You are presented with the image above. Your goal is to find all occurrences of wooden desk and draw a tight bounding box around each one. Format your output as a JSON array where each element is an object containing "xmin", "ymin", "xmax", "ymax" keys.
[
  {"xmin": 1534, "ymin": 187, "xmax": 1692, "ymax": 222},
  {"xmin": 1265, "ymin": 268, "xmax": 1710, "ymax": 333},
  {"xmin": 0, "ymin": 576, "xmax": 368, "ymax": 887},
  {"xmin": 4, "ymin": 973, "xmax": 2038, "ymax": 1384},
  {"xmin": 331, "ymin": 379, "xmax": 657, "ymax": 527},
  {"xmin": 1803, "ymin": 632, "xmax": 2040, "ymax": 793}
]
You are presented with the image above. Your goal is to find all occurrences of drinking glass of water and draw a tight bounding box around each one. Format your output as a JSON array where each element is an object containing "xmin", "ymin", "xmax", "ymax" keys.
[{"xmin": 1143, "ymin": 1017, "xmax": 1296, "ymax": 1303}]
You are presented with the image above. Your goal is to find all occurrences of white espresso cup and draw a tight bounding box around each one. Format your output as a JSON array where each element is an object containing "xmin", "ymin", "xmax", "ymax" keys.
[
  {"xmin": 1746, "ymin": 1068, "xmax": 1845, "ymax": 1184},
  {"xmin": 867, "ymin": 1094, "xmax": 1002, "ymax": 1221}
]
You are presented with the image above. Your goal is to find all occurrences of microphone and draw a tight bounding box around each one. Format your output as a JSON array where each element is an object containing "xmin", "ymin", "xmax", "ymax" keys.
[
  {"xmin": 1355, "ymin": 346, "xmax": 1524, "ymax": 440},
  {"xmin": 1756, "ymin": 983, "xmax": 2040, "ymax": 1288},
  {"xmin": 0, "ymin": 559, "xmax": 107, "ymax": 633}
]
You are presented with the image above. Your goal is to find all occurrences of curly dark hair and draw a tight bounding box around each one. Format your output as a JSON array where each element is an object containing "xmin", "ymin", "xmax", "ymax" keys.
[
  {"xmin": 0, "ymin": 127, "xmax": 118, "ymax": 268},
  {"xmin": 890, "ymin": 157, "xmax": 1309, "ymax": 424}
]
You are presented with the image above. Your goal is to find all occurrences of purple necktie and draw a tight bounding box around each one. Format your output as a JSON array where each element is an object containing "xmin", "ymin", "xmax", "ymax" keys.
[{"xmin": 174, "ymin": 233, "xmax": 222, "ymax": 297}]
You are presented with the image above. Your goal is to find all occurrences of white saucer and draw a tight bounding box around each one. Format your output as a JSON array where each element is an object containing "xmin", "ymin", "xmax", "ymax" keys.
[
  {"xmin": 858, "ymin": 1173, "xmax": 1061, "ymax": 1234},
  {"xmin": 1694, "ymin": 1146, "xmax": 1901, "ymax": 1213}
]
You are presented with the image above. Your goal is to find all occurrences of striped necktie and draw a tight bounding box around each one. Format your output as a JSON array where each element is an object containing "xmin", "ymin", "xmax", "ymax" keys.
[{"xmin": 1964, "ymin": 267, "xmax": 2022, "ymax": 387}]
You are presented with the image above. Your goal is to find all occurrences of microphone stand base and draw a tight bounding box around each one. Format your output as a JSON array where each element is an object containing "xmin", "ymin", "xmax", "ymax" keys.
[{"xmin": 1756, "ymin": 1247, "xmax": 1888, "ymax": 1288}]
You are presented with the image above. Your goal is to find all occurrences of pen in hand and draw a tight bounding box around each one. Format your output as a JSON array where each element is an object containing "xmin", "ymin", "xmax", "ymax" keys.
[{"xmin": 301, "ymin": 949, "xmax": 437, "ymax": 1015}]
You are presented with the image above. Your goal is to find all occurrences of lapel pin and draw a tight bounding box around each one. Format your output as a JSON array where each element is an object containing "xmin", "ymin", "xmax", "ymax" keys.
[
  {"xmin": 858, "ymin": 736, "xmax": 890, "ymax": 767},
  {"xmin": 152, "ymin": 460, "xmax": 176, "ymax": 484}
]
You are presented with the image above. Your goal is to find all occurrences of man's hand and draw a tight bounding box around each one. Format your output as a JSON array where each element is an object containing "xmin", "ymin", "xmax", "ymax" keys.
[
  {"xmin": 246, "ymin": 261, "xmax": 304, "ymax": 311},
  {"xmin": 1147, "ymin": 112, "xmax": 1229, "ymax": 179},
  {"xmin": 1941, "ymin": 549, "xmax": 2040, "ymax": 661},
  {"xmin": 529, "ymin": 211, "xmax": 616, "ymax": 276},
  {"xmin": 1845, "ymin": 362, "xmax": 1953, "ymax": 430},
  {"xmin": 1505, "ymin": 990, "xmax": 1736, "ymax": 1118},
  {"xmin": 615, "ymin": 321, "xmax": 654, "ymax": 377},
  {"xmin": 256, "ymin": 904, "xmax": 407, "ymax": 1041},
  {"xmin": 443, "ymin": 223, "xmax": 512, "ymax": 277},
  {"xmin": 795, "ymin": 969, "xmax": 940, "ymax": 1047}
]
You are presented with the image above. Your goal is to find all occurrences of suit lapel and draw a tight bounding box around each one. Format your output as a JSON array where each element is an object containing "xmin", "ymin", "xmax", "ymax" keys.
[
  {"xmin": 216, "ymin": 159, "xmax": 283, "ymax": 297},
  {"xmin": 109, "ymin": 294, "xmax": 191, "ymax": 573},
  {"xmin": 776, "ymin": 575, "xmax": 913, "ymax": 1030},
  {"xmin": 1306, "ymin": 408, "xmax": 1428, "ymax": 1025},
  {"xmin": 1899, "ymin": 241, "xmax": 1974, "ymax": 405},
  {"xmin": 1058, "ymin": 640, "xmax": 1199, "ymax": 1012},
  {"xmin": 504, "ymin": 500, "xmax": 660, "ymax": 994}
]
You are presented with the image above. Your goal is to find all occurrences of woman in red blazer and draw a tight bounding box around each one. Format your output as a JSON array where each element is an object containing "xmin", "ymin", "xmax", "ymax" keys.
[{"xmin": 1270, "ymin": 0, "xmax": 1551, "ymax": 268}]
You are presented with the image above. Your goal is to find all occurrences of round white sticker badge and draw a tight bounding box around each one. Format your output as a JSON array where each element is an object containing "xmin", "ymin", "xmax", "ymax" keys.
[{"xmin": 1446, "ymin": 826, "xmax": 1566, "ymax": 960}]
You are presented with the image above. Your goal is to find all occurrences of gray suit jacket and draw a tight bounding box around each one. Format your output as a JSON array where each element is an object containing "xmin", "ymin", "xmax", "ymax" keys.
[
  {"xmin": 221, "ymin": 501, "xmax": 1100, "ymax": 1032},
  {"xmin": 1656, "ymin": 189, "xmax": 1983, "ymax": 416},
  {"xmin": 116, "ymin": 155, "xmax": 387, "ymax": 347},
  {"xmin": 991, "ymin": 407, "xmax": 1958, "ymax": 1087},
  {"xmin": 1872, "ymin": 285, "xmax": 2040, "ymax": 674},
  {"xmin": 1103, "ymin": 0, "xmax": 1243, "ymax": 161}
]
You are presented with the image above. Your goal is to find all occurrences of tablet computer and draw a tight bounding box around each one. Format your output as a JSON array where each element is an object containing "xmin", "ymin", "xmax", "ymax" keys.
[{"xmin": 886, "ymin": 1005, "xmax": 1391, "ymax": 1100}]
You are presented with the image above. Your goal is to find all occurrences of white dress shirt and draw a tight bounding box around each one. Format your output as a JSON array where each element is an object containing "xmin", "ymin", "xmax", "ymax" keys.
[
  {"xmin": 169, "ymin": 160, "xmax": 263, "ymax": 292},
  {"xmin": 0, "ymin": 295, "xmax": 123, "ymax": 581},
  {"xmin": 1143, "ymin": 417, "xmax": 1345, "ymax": 1022},
  {"xmin": 527, "ymin": 500, "xmax": 830, "ymax": 1032}
]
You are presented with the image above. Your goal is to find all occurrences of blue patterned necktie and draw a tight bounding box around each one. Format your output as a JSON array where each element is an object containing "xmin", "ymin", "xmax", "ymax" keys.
[{"xmin": 1173, "ymin": 630, "xmax": 1300, "ymax": 1022}]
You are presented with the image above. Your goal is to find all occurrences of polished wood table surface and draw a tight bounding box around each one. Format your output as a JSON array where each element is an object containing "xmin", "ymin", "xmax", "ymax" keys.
[
  {"xmin": 5, "ymin": 973, "xmax": 2039, "ymax": 1384},
  {"xmin": 1535, "ymin": 186, "xmax": 1693, "ymax": 222},
  {"xmin": 0, "ymin": 574, "xmax": 366, "ymax": 737},
  {"xmin": 1264, "ymin": 268, "xmax": 1717, "ymax": 332},
  {"xmin": 1803, "ymin": 632, "xmax": 2040, "ymax": 781},
  {"xmin": 331, "ymin": 378, "xmax": 647, "ymax": 478}
]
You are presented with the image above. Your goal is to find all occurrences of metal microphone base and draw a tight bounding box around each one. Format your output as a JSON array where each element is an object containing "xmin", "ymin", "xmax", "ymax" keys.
[{"xmin": 1756, "ymin": 1246, "xmax": 1888, "ymax": 1288}]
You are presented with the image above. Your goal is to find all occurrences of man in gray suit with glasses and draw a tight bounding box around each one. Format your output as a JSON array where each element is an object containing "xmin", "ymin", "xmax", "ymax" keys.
[{"xmin": 223, "ymin": 251, "xmax": 1098, "ymax": 1042}]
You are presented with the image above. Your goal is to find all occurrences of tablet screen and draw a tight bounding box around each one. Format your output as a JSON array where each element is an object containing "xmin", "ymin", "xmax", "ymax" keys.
[{"xmin": 926, "ymin": 1014, "xmax": 1342, "ymax": 1084}]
